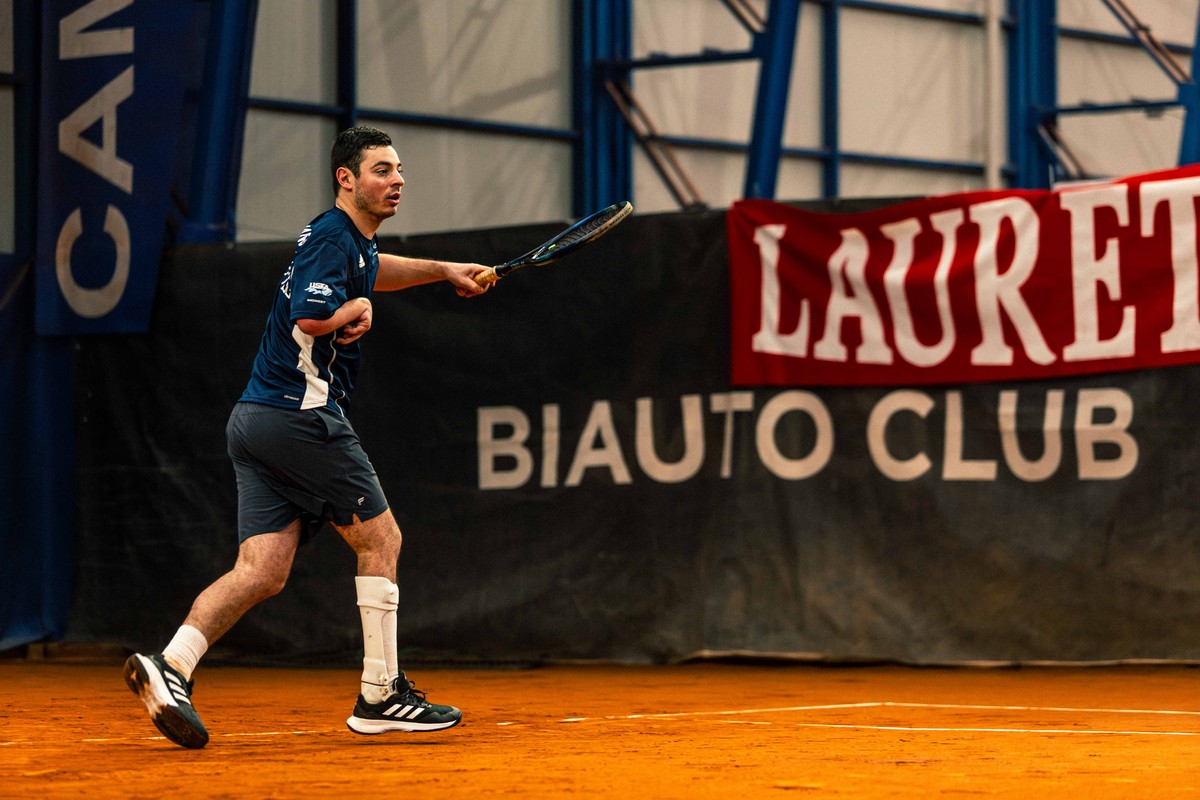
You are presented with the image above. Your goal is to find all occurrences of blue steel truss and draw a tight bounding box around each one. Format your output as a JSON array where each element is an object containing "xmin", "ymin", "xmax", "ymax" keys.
[
  {"xmin": 1009, "ymin": 0, "xmax": 1058, "ymax": 187},
  {"xmin": 1013, "ymin": 0, "xmax": 1200, "ymax": 188},
  {"xmin": 181, "ymin": 0, "xmax": 259, "ymax": 243},
  {"xmin": 577, "ymin": 0, "xmax": 801, "ymax": 209},
  {"xmin": 161, "ymin": 0, "xmax": 1200, "ymax": 238}
]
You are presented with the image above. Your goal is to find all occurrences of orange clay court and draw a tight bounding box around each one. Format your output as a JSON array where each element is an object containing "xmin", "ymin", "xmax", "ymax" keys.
[{"xmin": 2, "ymin": 658, "xmax": 1199, "ymax": 799}]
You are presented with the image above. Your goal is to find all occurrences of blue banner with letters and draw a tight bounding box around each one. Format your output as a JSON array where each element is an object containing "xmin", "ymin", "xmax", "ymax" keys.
[{"xmin": 36, "ymin": 0, "xmax": 195, "ymax": 335}]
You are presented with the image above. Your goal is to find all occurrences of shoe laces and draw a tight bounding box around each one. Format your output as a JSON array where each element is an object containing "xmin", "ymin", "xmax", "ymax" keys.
[{"xmin": 389, "ymin": 676, "xmax": 428, "ymax": 706}]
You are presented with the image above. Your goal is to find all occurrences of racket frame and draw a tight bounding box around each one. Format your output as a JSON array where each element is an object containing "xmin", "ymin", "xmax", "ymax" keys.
[{"xmin": 476, "ymin": 201, "xmax": 633, "ymax": 285}]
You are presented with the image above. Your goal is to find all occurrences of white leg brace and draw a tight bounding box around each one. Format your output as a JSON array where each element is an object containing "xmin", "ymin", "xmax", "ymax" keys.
[{"xmin": 355, "ymin": 576, "xmax": 399, "ymax": 704}]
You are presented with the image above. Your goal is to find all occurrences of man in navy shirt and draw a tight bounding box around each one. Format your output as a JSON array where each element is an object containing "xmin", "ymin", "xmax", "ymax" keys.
[{"xmin": 124, "ymin": 127, "xmax": 490, "ymax": 748}]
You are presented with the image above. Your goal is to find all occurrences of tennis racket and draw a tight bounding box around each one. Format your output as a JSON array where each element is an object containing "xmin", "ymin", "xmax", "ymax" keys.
[{"xmin": 474, "ymin": 201, "xmax": 633, "ymax": 286}]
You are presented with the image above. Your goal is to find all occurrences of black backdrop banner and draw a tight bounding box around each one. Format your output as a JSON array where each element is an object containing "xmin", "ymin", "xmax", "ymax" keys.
[{"xmin": 69, "ymin": 207, "xmax": 1200, "ymax": 665}]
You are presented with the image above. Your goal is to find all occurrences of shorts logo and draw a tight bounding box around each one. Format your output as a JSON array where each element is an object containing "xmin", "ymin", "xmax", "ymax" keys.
[
  {"xmin": 357, "ymin": 496, "xmax": 365, "ymax": 506},
  {"xmin": 305, "ymin": 282, "xmax": 333, "ymax": 297}
]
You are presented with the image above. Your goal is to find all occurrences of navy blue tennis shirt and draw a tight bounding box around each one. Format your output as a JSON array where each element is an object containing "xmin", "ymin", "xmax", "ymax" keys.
[{"xmin": 240, "ymin": 207, "xmax": 379, "ymax": 417}]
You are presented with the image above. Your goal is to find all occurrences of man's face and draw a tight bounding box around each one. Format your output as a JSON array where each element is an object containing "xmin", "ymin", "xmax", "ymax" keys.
[{"xmin": 348, "ymin": 145, "xmax": 404, "ymax": 222}]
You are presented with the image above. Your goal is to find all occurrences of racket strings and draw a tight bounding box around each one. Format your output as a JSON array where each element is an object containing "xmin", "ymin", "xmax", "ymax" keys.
[
  {"xmin": 536, "ymin": 207, "xmax": 627, "ymax": 257},
  {"xmin": 495, "ymin": 201, "xmax": 632, "ymax": 274}
]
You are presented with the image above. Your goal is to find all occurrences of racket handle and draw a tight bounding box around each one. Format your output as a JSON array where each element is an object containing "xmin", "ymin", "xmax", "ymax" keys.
[{"xmin": 474, "ymin": 267, "xmax": 500, "ymax": 287}]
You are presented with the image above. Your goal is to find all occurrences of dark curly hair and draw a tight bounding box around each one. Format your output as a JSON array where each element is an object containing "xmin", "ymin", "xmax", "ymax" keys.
[{"xmin": 330, "ymin": 126, "xmax": 393, "ymax": 196}]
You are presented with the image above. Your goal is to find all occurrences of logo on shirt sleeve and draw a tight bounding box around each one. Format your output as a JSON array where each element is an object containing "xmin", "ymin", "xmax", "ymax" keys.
[{"xmin": 305, "ymin": 282, "xmax": 333, "ymax": 297}]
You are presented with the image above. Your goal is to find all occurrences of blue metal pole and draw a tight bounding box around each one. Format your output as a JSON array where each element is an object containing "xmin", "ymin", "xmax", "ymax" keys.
[
  {"xmin": 743, "ymin": 0, "xmax": 801, "ymax": 199},
  {"xmin": 573, "ymin": 0, "xmax": 597, "ymax": 212},
  {"xmin": 1008, "ymin": 0, "xmax": 1057, "ymax": 188},
  {"xmin": 180, "ymin": 0, "xmax": 259, "ymax": 243},
  {"xmin": 822, "ymin": 0, "xmax": 840, "ymax": 198},
  {"xmin": 0, "ymin": 0, "xmax": 75, "ymax": 650},
  {"xmin": 11, "ymin": 0, "xmax": 35, "ymax": 259},
  {"xmin": 1179, "ymin": 7, "xmax": 1200, "ymax": 166},
  {"xmin": 573, "ymin": 0, "xmax": 632, "ymax": 213},
  {"xmin": 337, "ymin": 0, "xmax": 357, "ymax": 131}
]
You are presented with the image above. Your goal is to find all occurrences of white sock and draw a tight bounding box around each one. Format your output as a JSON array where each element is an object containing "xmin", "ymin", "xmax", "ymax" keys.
[
  {"xmin": 355, "ymin": 576, "xmax": 399, "ymax": 704},
  {"xmin": 162, "ymin": 625, "xmax": 208, "ymax": 681}
]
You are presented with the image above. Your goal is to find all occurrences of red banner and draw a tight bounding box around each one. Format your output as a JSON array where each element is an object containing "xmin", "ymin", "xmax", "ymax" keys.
[{"xmin": 729, "ymin": 165, "xmax": 1200, "ymax": 386}]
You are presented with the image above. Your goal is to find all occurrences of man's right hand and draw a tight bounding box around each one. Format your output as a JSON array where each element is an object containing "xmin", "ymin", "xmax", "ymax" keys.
[{"xmin": 335, "ymin": 297, "xmax": 373, "ymax": 344}]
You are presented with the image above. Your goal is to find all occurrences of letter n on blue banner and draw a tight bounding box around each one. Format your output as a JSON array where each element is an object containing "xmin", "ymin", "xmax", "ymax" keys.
[{"xmin": 35, "ymin": 0, "xmax": 197, "ymax": 335}]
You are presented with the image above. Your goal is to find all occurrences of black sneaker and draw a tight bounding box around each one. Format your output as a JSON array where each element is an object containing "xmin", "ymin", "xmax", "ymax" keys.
[
  {"xmin": 346, "ymin": 671, "xmax": 462, "ymax": 734},
  {"xmin": 123, "ymin": 653, "xmax": 210, "ymax": 749}
]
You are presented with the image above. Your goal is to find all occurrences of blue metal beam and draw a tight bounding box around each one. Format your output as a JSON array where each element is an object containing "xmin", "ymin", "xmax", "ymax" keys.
[
  {"xmin": 744, "ymin": 0, "xmax": 801, "ymax": 199},
  {"xmin": 249, "ymin": 97, "xmax": 577, "ymax": 143},
  {"xmin": 625, "ymin": 49, "xmax": 760, "ymax": 69},
  {"xmin": 1008, "ymin": 0, "xmax": 1057, "ymax": 188},
  {"xmin": 837, "ymin": 0, "xmax": 981, "ymax": 25},
  {"xmin": 573, "ymin": 0, "xmax": 632, "ymax": 213},
  {"xmin": 0, "ymin": 0, "xmax": 75, "ymax": 650},
  {"xmin": 179, "ymin": 0, "xmax": 259, "ymax": 243},
  {"xmin": 337, "ymin": 0, "xmax": 357, "ymax": 131},
  {"xmin": 1059, "ymin": 24, "xmax": 1192, "ymax": 53},
  {"xmin": 653, "ymin": 131, "xmax": 985, "ymax": 175},
  {"xmin": 821, "ymin": 0, "xmax": 841, "ymax": 198},
  {"xmin": 10, "ymin": 0, "xmax": 35, "ymax": 259},
  {"xmin": 1179, "ymin": 9, "xmax": 1200, "ymax": 166}
]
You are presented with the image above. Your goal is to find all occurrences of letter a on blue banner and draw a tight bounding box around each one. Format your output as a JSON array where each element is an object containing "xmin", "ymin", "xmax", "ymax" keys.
[{"xmin": 35, "ymin": 0, "xmax": 196, "ymax": 335}]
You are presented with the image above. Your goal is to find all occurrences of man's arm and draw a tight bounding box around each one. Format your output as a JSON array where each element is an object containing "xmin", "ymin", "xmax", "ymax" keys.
[
  {"xmin": 295, "ymin": 296, "xmax": 373, "ymax": 344},
  {"xmin": 375, "ymin": 253, "xmax": 491, "ymax": 296}
]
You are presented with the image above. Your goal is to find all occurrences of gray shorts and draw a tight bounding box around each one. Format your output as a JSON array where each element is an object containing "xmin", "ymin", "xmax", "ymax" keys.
[{"xmin": 225, "ymin": 402, "xmax": 390, "ymax": 543}]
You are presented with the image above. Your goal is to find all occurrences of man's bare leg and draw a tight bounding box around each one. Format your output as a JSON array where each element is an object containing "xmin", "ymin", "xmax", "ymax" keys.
[
  {"xmin": 123, "ymin": 521, "xmax": 302, "ymax": 749},
  {"xmin": 335, "ymin": 508, "xmax": 401, "ymax": 580},
  {"xmin": 179, "ymin": 521, "xmax": 304, "ymax": 647}
]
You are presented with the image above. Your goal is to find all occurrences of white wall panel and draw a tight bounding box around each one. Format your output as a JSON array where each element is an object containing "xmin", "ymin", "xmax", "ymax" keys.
[
  {"xmin": 631, "ymin": 0, "xmax": 821, "ymax": 201},
  {"xmin": 236, "ymin": 111, "xmax": 338, "ymax": 242},
  {"xmin": 632, "ymin": 147, "xmax": 823, "ymax": 214},
  {"xmin": 365, "ymin": 123, "xmax": 572, "ymax": 236},
  {"xmin": 783, "ymin": 3, "xmax": 824, "ymax": 151},
  {"xmin": 634, "ymin": 61, "xmax": 757, "ymax": 142},
  {"xmin": 633, "ymin": 146, "xmax": 746, "ymax": 214},
  {"xmin": 839, "ymin": 9, "xmax": 985, "ymax": 164},
  {"xmin": 772, "ymin": 155, "xmax": 826, "ymax": 204},
  {"xmin": 234, "ymin": 0, "xmax": 1200, "ymax": 237},
  {"xmin": 357, "ymin": 0, "xmax": 571, "ymax": 128},
  {"xmin": 839, "ymin": 162, "xmax": 985, "ymax": 199},
  {"xmin": 1057, "ymin": 34, "xmax": 1184, "ymax": 177},
  {"xmin": 1057, "ymin": 109, "xmax": 1181, "ymax": 179},
  {"xmin": 634, "ymin": 0, "xmax": 754, "ymax": 57},
  {"xmin": 1059, "ymin": 36, "xmax": 1179, "ymax": 106},
  {"xmin": 250, "ymin": 0, "xmax": 337, "ymax": 103},
  {"xmin": 1058, "ymin": 0, "xmax": 1195, "ymax": 38}
]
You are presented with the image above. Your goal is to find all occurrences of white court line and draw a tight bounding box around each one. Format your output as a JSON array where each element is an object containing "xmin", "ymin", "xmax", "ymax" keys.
[
  {"xmin": 59, "ymin": 729, "xmax": 341, "ymax": 745},
  {"xmin": 880, "ymin": 701, "xmax": 1200, "ymax": 717},
  {"xmin": 559, "ymin": 702, "xmax": 883, "ymax": 723},
  {"xmin": 557, "ymin": 700, "xmax": 1200, "ymax": 733},
  {"xmin": 559, "ymin": 700, "xmax": 1200, "ymax": 724},
  {"xmin": 795, "ymin": 722, "xmax": 1200, "ymax": 737}
]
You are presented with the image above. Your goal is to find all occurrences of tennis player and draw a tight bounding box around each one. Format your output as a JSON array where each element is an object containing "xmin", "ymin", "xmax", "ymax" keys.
[{"xmin": 124, "ymin": 126, "xmax": 490, "ymax": 748}]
